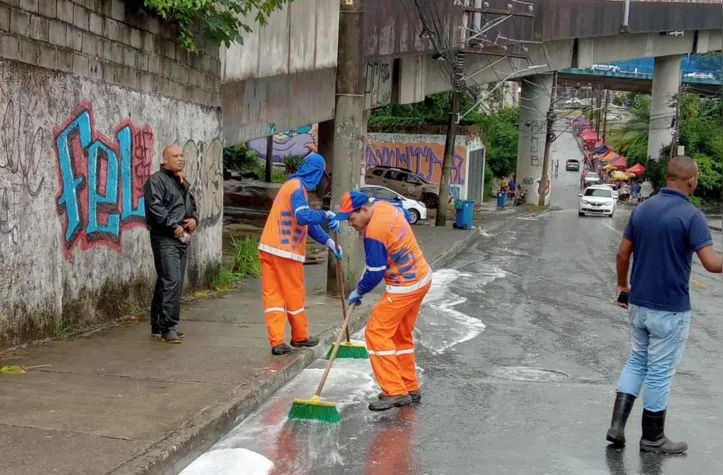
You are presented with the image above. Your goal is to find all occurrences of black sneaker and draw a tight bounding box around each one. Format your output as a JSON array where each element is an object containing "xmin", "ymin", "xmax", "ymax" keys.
[
  {"xmin": 290, "ymin": 336, "xmax": 319, "ymax": 348},
  {"xmin": 369, "ymin": 394, "xmax": 413, "ymax": 412},
  {"xmin": 172, "ymin": 327, "xmax": 185, "ymax": 338},
  {"xmin": 379, "ymin": 390, "xmax": 421, "ymax": 403},
  {"xmin": 151, "ymin": 329, "xmax": 162, "ymax": 339},
  {"xmin": 161, "ymin": 329, "xmax": 182, "ymax": 344},
  {"xmin": 271, "ymin": 344, "xmax": 293, "ymax": 355}
]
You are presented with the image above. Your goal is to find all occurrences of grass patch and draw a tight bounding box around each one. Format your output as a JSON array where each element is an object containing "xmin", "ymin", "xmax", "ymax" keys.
[{"xmin": 209, "ymin": 236, "xmax": 262, "ymax": 291}]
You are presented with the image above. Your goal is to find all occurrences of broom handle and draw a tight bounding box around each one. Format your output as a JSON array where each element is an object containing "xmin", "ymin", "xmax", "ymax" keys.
[
  {"xmin": 314, "ymin": 303, "xmax": 357, "ymax": 398},
  {"xmin": 333, "ymin": 232, "xmax": 351, "ymax": 343}
]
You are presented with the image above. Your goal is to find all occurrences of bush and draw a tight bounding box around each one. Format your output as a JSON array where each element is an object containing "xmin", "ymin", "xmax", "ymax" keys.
[{"xmin": 208, "ymin": 236, "xmax": 262, "ymax": 291}]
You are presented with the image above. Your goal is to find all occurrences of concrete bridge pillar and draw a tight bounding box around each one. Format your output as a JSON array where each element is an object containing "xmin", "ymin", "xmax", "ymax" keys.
[
  {"xmin": 516, "ymin": 74, "xmax": 554, "ymax": 205},
  {"xmin": 647, "ymin": 55, "xmax": 681, "ymax": 161}
]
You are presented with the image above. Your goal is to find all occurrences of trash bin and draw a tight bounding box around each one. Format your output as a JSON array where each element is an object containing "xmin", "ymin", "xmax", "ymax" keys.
[
  {"xmin": 453, "ymin": 199, "xmax": 475, "ymax": 230},
  {"xmin": 496, "ymin": 191, "xmax": 507, "ymax": 208}
]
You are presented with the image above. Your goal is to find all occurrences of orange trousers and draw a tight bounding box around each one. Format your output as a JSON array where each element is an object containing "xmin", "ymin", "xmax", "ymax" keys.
[
  {"xmin": 260, "ymin": 251, "xmax": 309, "ymax": 347},
  {"xmin": 365, "ymin": 282, "xmax": 431, "ymax": 396}
]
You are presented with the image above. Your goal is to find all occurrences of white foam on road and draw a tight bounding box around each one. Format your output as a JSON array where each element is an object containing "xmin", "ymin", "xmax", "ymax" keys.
[
  {"xmin": 180, "ymin": 448, "xmax": 274, "ymax": 475},
  {"xmin": 414, "ymin": 269, "xmax": 490, "ymax": 355}
]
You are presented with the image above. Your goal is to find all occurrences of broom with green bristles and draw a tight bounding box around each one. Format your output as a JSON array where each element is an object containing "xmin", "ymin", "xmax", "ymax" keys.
[
  {"xmin": 325, "ymin": 232, "xmax": 369, "ymax": 360},
  {"xmin": 288, "ymin": 303, "xmax": 359, "ymax": 423}
]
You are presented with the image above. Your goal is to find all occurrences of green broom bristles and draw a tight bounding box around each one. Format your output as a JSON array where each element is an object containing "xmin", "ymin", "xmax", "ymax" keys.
[
  {"xmin": 325, "ymin": 341, "xmax": 369, "ymax": 359},
  {"xmin": 288, "ymin": 395, "xmax": 340, "ymax": 423}
]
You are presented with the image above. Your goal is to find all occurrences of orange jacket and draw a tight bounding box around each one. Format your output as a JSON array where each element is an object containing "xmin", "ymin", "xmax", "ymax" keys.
[
  {"xmin": 258, "ymin": 178, "xmax": 330, "ymax": 262},
  {"xmin": 358, "ymin": 201, "xmax": 430, "ymax": 295}
]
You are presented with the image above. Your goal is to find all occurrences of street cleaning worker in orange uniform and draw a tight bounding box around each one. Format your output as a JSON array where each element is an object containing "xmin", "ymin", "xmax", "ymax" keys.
[
  {"xmin": 331, "ymin": 191, "xmax": 431, "ymax": 411},
  {"xmin": 258, "ymin": 153, "xmax": 342, "ymax": 355}
]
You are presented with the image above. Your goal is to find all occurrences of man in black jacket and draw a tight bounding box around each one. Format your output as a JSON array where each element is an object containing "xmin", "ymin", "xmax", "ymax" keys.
[{"xmin": 143, "ymin": 144, "xmax": 198, "ymax": 343}]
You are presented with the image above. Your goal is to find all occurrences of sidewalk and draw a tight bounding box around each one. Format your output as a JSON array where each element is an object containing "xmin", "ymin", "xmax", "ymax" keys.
[{"xmin": 0, "ymin": 205, "xmax": 526, "ymax": 475}]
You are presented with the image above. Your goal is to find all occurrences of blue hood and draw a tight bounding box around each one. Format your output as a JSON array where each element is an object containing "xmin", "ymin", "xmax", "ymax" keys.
[{"xmin": 289, "ymin": 153, "xmax": 328, "ymax": 189}]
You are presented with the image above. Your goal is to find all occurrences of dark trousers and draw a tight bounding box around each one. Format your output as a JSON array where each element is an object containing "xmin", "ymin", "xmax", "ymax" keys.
[{"xmin": 150, "ymin": 236, "xmax": 187, "ymax": 333}]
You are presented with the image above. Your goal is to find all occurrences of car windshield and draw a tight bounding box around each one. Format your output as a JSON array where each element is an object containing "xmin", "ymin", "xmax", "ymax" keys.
[
  {"xmin": 567, "ymin": 160, "xmax": 578, "ymax": 163},
  {"xmin": 584, "ymin": 188, "xmax": 612, "ymax": 198}
]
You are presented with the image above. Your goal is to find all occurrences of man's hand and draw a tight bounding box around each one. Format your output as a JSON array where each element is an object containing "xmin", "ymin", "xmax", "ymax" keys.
[
  {"xmin": 173, "ymin": 225, "xmax": 185, "ymax": 238},
  {"xmin": 328, "ymin": 219, "xmax": 341, "ymax": 233},
  {"xmin": 616, "ymin": 284, "xmax": 630, "ymax": 309},
  {"xmin": 183, "ymin": 218, "xmax": 197, "ymax": 233},
  {"xmin": 325, "ymin": 238, "xmax": 343, "ymax": 260},
  {"xmin": 347, "ymin": 289, "xmax": 362, "ymax": 307}
]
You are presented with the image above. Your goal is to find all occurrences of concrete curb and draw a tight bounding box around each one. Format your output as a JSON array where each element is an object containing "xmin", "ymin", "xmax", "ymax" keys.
[{"xmin": 110, "ymin": 228, "xmax": 483, "ymax": 475}]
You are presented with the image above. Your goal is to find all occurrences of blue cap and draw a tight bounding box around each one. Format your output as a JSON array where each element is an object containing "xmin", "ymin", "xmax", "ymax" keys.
[{"xmin": 334, "ymin": 191, "xmax": 370, "ymax": 221}]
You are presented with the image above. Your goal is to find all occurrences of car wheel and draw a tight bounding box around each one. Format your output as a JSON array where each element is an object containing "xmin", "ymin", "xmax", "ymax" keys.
[
  {"xmin": 578, "ymin": 211, "xmax": 584, "ymax": 217},
  {"xmin": 422, "ymin": 193, "xmax": 439, "ymax": 209},
  {"xmin": 409, "ymin": 209, "xmax": 420, "ymax": 225}
]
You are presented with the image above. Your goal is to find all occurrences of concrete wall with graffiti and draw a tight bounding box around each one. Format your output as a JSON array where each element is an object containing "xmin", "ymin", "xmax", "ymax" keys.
[
  {"xmin": 0, "ymin": 61, "xmax": 222, "ymax": 347},
  {"xmin": 247, "ymin": 124, "xmax": 319, "ymax": 163},
  {"xmin": 363, "ymin": 133, "xmax": 482, "ymax": 200}
]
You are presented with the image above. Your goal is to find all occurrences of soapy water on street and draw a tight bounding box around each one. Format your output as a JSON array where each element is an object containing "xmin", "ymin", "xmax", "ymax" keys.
[{"xmin": 180, "ymin": 267, "xmax": 500, "ymax": 474}]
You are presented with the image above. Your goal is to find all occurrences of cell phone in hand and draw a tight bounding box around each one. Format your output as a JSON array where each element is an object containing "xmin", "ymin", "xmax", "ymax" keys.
[{"xmin": 617, "ymin": 291, "xmax": 629, "ymax": 306}]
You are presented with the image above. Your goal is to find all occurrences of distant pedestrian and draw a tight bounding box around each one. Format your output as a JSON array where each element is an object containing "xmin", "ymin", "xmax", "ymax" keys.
[
  {"xmin": 508, "ymin": 173, "xmax": 516, "ymax": 200},
  {"xmin": 640, "ymin": 179, "xmax": 653, "ymax": 202},
  {"xmin": 606, "ymin": 156, "xmax": 722, "ymax": 453},
  {"xmin": 554, "ymin": 160, "xmax": 559, "ymax": 177},
  {"xmin": 143, "ymin": 145, "xmax": 198, "ymax": 344}
]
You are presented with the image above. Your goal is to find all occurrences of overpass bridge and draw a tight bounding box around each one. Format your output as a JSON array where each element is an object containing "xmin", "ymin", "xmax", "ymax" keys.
[
  {"xmin": 218, "ymin": 0, "xmax": 723, "ymax": 290},
  {"xmin": 558, "ymin": 55, "xmax": 723, "ymax": 94}
]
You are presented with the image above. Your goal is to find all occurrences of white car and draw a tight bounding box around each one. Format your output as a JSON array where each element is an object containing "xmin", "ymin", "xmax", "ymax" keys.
[
  {"xmin": 600, "ymin": 183, "xmax": 619, "ymax": 201},
  {"xmin": 579, "ymin": 185, "xmax": 616, "ymax": 218},
  {"xmin": 583, "ymin": 172, "xmax": 601, "ymax": 186},
  {"xmin": 360, "ymin": 185, "xmax": 427, "ymax": 224}
]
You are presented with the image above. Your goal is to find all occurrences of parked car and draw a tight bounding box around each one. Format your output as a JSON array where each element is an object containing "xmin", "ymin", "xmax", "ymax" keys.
[
  {"xmin": 583, "ymin": 171, "xmax": 601, "ymax": 186},
  {"xmin": 364, "ymin": 166, "xmax": 442, "ymax": 209},
  {"xmin": 565, "ymin": 159, "xmax": 580, "ymax": 171},
  {"xmin": 323, "ymin": 185, "xmax": 427, "ymax": 224},
  {"xmin": 579, "ymin": 185, "xmax": 616, "ymax": 217}
]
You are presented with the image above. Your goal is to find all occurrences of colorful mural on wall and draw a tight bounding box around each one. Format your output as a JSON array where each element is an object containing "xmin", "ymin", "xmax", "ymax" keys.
[
  {"xmin": 54, "ymin": 100, "xmax": 153, "ymax": 259},
  {"xmin": 247, "ymin": 124, "xmax": 318, "ymax": 162},
  {"xmin": 364, "ymin": 134, "xmax": 467, "ymax": 186}
]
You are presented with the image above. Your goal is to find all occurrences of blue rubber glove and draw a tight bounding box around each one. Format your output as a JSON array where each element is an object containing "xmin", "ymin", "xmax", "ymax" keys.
[
  {"xmin": 325, "ymin": 210, "xmax": 337, "ymax": 222},
  {"xmin": 347, "ymin": 289, "xmax": 362, "ymax": 307},
  {"xmin": 325, "ymin": 239, "xmax": 343, "ymax": 260},
  {"xmin": 328, "ymin": 219, "xmax": 341, "ymax": 233}
]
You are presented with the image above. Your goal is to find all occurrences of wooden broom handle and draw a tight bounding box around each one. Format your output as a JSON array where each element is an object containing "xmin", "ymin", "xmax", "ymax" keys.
[
  {"xmin": 333, "ymin": 232, "xmax": 351, "ymax": 342},
  {"xmin": 314, "ymin": 303, "xmax": 357, "ymax": 398}
]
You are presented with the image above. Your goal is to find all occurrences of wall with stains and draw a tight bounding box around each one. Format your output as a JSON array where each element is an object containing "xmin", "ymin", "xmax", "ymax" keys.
[{"xmin": 0, "ymin": 63, "xmax": 222, "ymax": 347}]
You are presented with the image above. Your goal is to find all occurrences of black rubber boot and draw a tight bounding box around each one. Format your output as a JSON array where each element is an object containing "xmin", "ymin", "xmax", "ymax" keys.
[
  {"xmin": 640, "ymin": 409, "xmax": 688, "ymax": 454},
  {"xmin": 290, "ymin": 336, "xmax": 319, "ymax": 348},
  {"xmin": 606, "ymin": 392, "xmax": 636, "ymax": 445},
  {"xmin": 161, "ymin": 329, "xmax": 182, "ymax": 344},
  {"xmin": 379, "ymin": 390, "xmax": 421, "ymax": 403},
  {"xmin": 271, "ymin": 344, "xmax": 293, "ymax": 355},
  {"xmin": 369, "ymin": 394, "xmax": 413, "ymax": 412}
]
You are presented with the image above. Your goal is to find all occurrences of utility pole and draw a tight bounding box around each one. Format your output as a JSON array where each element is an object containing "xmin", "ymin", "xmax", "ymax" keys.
[
  {"xmin": 670, "ymin": 83, "xmax": 683, "ymax": 160},
  {"xmin": 602, "ymin": 89, "xmax": 610, "ymax": 142},
  {"xmin": 436, "ymin": 52, "xmax": 465, "ymax": 227},
  {"xmin": 539, "ymin": 72, "xmax": 557, "ymax": 207},
  {"xmin": 265, "ymin": 135, "xmax": 273, "ymax": 182}
]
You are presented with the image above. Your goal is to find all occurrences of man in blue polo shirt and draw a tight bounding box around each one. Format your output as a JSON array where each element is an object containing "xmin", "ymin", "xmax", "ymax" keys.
[{"xmin": 606, "ymin": 156, "xmax": 722, "ymax": 454}]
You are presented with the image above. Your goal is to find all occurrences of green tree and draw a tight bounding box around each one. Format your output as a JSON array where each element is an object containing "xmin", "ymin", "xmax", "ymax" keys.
[{"xmin": 136, "ymin": 0, "xmax": 293, "ymax": 52}]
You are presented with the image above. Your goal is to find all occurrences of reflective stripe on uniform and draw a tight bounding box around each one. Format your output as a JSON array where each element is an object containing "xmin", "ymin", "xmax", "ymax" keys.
[
  {"xmin": 258, "ymin": 243, "xmax": 305, "ymax": 263},
  {"xmin": 367, "ymin": 265, "xmax": 387, "ymax": 272},
  {"xmin": 368, "ymin": 348, "xmax": 414, "ymax": 356},
  {"xmin": 264, "ymin": 307, "xmax": 286, "ymax": 313},
  {"xmin": 385, "ymin": 272, "xmax": 432, "ymax": 294},
  {"xmin": 294, "ymin": 205, "xmax": 310, "ymax": 214},
  {"xmin": 287, "ymin": 307, "xmax": 305, "ymax": 315}
]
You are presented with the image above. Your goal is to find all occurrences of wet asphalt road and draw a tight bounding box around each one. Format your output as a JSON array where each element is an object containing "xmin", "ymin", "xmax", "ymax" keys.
[{"xmin": 183, "ymin": 132, "xmax": 723, "ymax": 475}]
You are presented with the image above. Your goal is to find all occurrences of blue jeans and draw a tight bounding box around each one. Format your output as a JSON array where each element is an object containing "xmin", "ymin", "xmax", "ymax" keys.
[{"xmin": 616, "ymin": 304, "xmax": 691, "ymax": 412}]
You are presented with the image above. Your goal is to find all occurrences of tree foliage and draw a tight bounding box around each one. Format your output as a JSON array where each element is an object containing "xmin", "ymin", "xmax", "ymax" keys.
[
  {"xmin": 612, "ymin": 91, "xmax": 723, "ymax": 203},
  {"xmin": 137, "ymin": 0, "xmax": 293, "ymax": 52}
]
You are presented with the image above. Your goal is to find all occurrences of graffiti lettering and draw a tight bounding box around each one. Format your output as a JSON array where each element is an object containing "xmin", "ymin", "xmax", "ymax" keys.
[
  {"xmin": 248, "ymin": 124, "xmax": 318, "ymax": 162},
  {"xmin": 54, "ymin": 100, "xmax": 153, "ymax": 258},
  {"xmin": 0, "ymin": 100, "xmax": 46, "ymax": 197},
  {"xmin": 364, "ymin": 137, "xmax": 467, "ymax": 185},
  {"xmin": 183, "ymin": 138, "xmax": 223, "ymax": 225}
]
